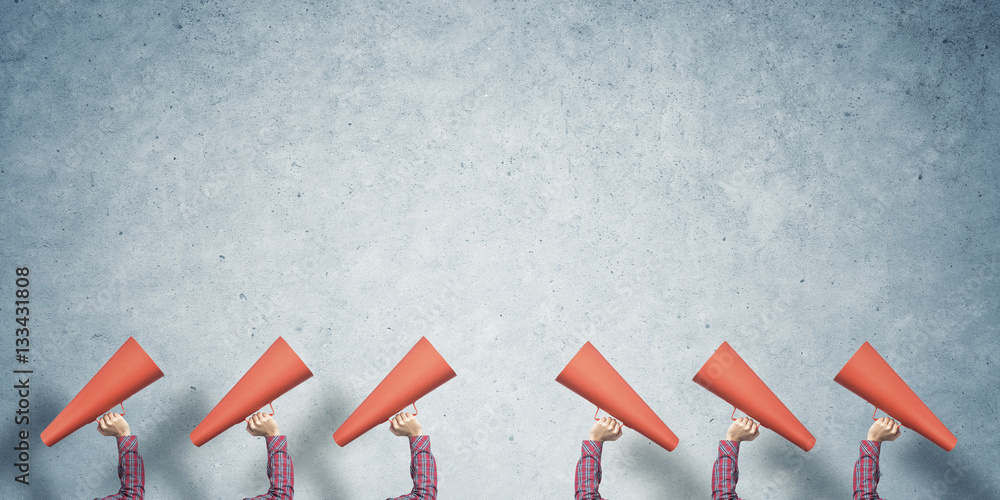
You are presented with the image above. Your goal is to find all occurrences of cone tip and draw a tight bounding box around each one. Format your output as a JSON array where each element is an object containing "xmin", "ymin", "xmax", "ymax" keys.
[{"xmin": 803, "ymin": 436, "xmax": 816, "ymax": 452}]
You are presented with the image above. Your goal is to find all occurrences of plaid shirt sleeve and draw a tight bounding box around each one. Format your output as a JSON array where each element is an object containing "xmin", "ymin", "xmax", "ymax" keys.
[
  {"xmin": 853, "ymin": 440, "xmax": 884, "ymax": 500},
  {"xmin": 574, "ymin": 440, "xmax": 605, "ymax": 500},
  {"xmin": 711, "ymin": 440, "xmax": 742, "ymax": 500},
  {"xmin": 244, "ymin": 435, "xmax": 294, "ymax": 500},
  {"xmin": 387, "ymin": 435, "xmax": 437, "ymax": 500},
  {"xmin": 96, "ymin": 435, "xmax": 144, "ymax": 500}
]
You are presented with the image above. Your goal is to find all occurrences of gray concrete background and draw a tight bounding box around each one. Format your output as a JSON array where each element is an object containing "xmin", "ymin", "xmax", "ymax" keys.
[{"xmin": 2, "ymin": 0, "xmax": 998, "ymax": 498}]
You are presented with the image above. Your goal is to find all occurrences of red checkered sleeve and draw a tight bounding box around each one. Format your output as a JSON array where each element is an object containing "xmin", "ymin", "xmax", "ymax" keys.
[
  {"xmin": 96, "ymin": 435, "xmax": 144, "ymax": 500},
  {"xmin": 853, "ymin": 440, "xmax": 884, "ymax": 500},
  {"xmin": 711, "ymin": 440, "xmax": 742, "ymax": 500},
  {"xmin": 574, "ymin": 440, "xmax": 605, "ymax": 500},
  {"xmin": 387, "ymin": 435, "xmax": 437, "ymax": 500},
  {"xmin": 244, "ymin": 435, "xmax": 294, "ymax": 500}
]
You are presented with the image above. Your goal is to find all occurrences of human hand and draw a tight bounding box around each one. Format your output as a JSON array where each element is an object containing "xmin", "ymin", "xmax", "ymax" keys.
[
  {"xmin": 589, "ymin": 417, "xmax": 623, "ymax": 442},
  {"xmin": 867, "ymin": 417, "xmax": 901, "ymax": 442},
  {"xmin": 97, "ymin": 412, "xmax": 130, "ymax": 437},
  {"xmin": 726, "ymin": 417, "xmax": 760, "ymax": 442},
  {"xmin": 389, "ymin": 412, "xmax": 423, "ymax": 437},
  {"xmin": 246, "ymin": 412, "xmax": 280, "ymax": 437}
]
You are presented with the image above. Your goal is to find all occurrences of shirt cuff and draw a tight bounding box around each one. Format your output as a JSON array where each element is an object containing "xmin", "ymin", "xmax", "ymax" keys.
[
  {"xmin": 582, "ymin": 440, "xmax": 603, "ymax": 459},
  {"xmin": 719, "ymin": 440, "xmax": 740, "ymax": 458},
  {"xmin": 117, "ymin": 435, "xmax": 139, "ymax": 453},
  {"xmin": 409, "ymin": 435, "xmax": 431, "ymax": 453},
  {"xmin": 265, "ymin": 435, "xmax": 288, "ymax": 455},
  {"xmin": 860, "ymin": 440, "xmax": 881, "ymax": 457}
]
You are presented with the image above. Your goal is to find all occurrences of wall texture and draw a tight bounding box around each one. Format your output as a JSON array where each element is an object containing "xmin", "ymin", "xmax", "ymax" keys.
[{"xmin": 2, "ymin": 0, "xmax": 998, "ymax": 498}]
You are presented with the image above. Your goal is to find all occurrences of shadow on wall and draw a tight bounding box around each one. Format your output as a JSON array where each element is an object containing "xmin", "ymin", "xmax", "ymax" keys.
[
  {"xmin": 297, "ymin": 385, "xmax": 350, "ymax": 500},
  {"xmin": 11, "ymin": 393, "xmax": 63, "ymax": 500},
  {"xmin": 902, "ymin": 440, "xmax": 996, "ymax": 498},
  {"xmin": 630, "ymin": 441, "xmax": 705, "ymax": 498},
  {"xmin": 143, "ymin": 388, "xmax": 212, "ymax": 499},
  {"xmin": 755, "ymin": 439, "xmax": 849, "ymax": 499}
]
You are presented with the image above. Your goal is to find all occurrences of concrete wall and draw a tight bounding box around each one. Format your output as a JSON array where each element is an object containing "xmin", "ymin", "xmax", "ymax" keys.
[{"xmin": 2, "ymin": 0, "xmax": 998, "ymax": 498}]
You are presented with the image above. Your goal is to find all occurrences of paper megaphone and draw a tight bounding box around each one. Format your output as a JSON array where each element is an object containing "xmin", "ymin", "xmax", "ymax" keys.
[
  {"xmin": 334, "ymin": 337, "xmax": 456, "ymax": 446},
  {"xmin": 556, "ymin": 342, "xmax": 679, "ymax": 452},
  {"xmin": 693, "ymin": 341, "xmax": 816, "ymax": 451},
  {"xmin": 41, "ymin": 337, "xmax": 164, "ymax": 446},
  {"xmin": 834, "ymin": 342, "xmax": 956, "ymax": 451},
  {"xmin": 190, "ymin": 336, "xmax": 313, "ymax": 447}
]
